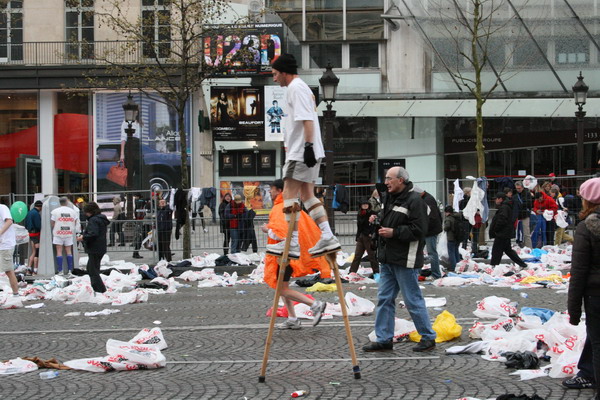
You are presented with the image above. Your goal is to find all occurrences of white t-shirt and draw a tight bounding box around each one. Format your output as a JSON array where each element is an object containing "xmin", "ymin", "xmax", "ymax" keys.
[
  {"xmin": 120, "ymin": 121, "xmax": 141, "ymax": 141},
  {"xmin": 283, "ymin": 77, "xmax": 325, "ymax": 162},
  {"xmin": 51, "ymin": 206, "xmax": 80, "ymax": 239},
  {"xmin": 0, "ymin": 204, "xmax": 16, "ymax": 250}
]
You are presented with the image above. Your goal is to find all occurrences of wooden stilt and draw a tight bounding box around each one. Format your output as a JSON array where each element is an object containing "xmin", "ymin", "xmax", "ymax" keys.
[{"xmin": 258, "ymin": 210, "xmax": 297, "ymax": 383}]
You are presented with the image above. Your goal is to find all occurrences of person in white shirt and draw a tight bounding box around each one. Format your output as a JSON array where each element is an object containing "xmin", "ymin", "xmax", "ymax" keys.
[
  {"xmin": 0, "ymin": 202, "xmax": 18, "ymax": 296},
  {"xmin": 265, "ymin": 53, "xmax": 340, "ymax": 261},
  {"xmin": 50, "ymin": 197, "xmax": 80, "ymax": 274}
]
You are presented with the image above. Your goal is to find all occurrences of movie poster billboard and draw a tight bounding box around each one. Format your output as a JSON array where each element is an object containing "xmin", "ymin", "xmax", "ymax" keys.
[
  {"xmin": 219, "ymin": 180, "xmax": 275, "ymax": 215},
  {"xmin": 203, "ymin": 23, "xmax": 284, "ymax": 76},
  {"xmin": 210, "ymin": 86, "xmax": 264, "ymax": 141},
  {"xmin": 95, "ymin": 92, "xmax": 191, "ymax": 194},
  {"xmin": 264, "ymin": 85, "xmax": 287, "ymax": 141}
]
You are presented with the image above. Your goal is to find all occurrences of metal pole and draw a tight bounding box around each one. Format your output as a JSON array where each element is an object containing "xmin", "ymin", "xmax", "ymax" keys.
[
  {"xmin": 323, "ymin": 103, "xmax": 336, "ymax": 233},
  {"xmin": 576, "ymin": 108, "xmax": 586, "ymax": 175}
]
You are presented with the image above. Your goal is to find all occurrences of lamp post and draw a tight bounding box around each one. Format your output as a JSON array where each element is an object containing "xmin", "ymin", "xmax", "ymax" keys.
[
  {"xmin": 319, "ymin": 63, "xmax": 339, "ymax": 232},
  {"xmin": 573, "ymin": 72, "xmax": 589, "ymax": 176},
  {"xmin": 122, "ymin": 93, "xmax": 139, "ymax": 218}
]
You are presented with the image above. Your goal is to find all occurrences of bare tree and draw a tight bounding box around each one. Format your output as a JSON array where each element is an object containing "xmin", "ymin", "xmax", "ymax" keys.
[
  {"xmin": 83, "ymin": 0, "xmax": 242, "ymax": 259},
  {"xmin": 413, "ymin": 0, "xmax": 547, "ymax": 176}
]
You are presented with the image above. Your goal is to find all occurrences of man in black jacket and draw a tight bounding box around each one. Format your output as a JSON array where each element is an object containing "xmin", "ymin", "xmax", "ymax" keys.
[
  {"xmin": 362, "ymin": 167, "xmax": 436, "ymax": 353},
  {"xmin": 514, "ymin": 181, "xmax": 533, "ymax": 248},
  {"xmin": 489, "ymin": 192, "xmax": 527, "ymax": 268},
  {"xmin": 415, "ymin": 187, "xmax": 443, "ymax": 279}
]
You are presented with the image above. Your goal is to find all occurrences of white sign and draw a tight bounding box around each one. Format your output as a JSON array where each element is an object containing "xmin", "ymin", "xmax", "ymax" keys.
[
  {"xmin": 264, "ymin": 85, "xmax": 287, "ymax": 141},
  {"xmin": 567, "ymin": 169, "xmax": 575, "ymax": 176},
  {"xmin": 518, "ymin": 170, "xmax": 526, "ymax": 176}
]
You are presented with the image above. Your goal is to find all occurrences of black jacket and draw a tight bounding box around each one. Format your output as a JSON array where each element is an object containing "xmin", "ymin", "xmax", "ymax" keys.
[
  {"xmin": 489, "ymin": 200, "xmax": 515, "ymax": 239},
  {"xmin": 514, "ymin": 189, "xmax": 533, "ymax": 220},
  {"xmin": 157, "ymin": 206, "xmax": 173, "ymax": 231},
  {"xmin": 219, "ymin": 200, "xmax": 230, "ymax": 232},
  {"xmin": 568, "ymin": 211, "xmax": 600, "ymax": 324},
  {"xmin": 376, "ymin": 182, "xmax": 427, "ymax": 268},
  {"xmin": 443, "ymin": 212, "xmax": 462, "ymax": 242},
  {"xmin": 458, "ymin": 195, "xmax": 470, "ymax": 211},
  {"xmin": 82, "ymin": 213, "xmax": 110, "ymax": 254},
  {"xmin": 356, "ymin": 208, "xmax": 376, "ymax": 240},
  {"xmin": 421, "ymin": 191, "xmax": 443, "ymax": 236}
]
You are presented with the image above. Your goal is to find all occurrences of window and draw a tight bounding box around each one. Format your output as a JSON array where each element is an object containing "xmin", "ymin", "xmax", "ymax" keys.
[
  {"xmin": 0, "ymin": 1, "xmax": 23, "ymax": 62},
  {"xmin": 142, "ymin": 0, "xmax": 171, "ymax": 59},
  {"xmin": 309, "ymin": 43, "xmax": 342, "ymax": 68},
  {"xmin": 556, "ymin": 38, "xmax": 588, "ymax": 64},
  {"xmin": 65, "ymin": 0, "xmax": 95, "ymax": 60},
  {"xmin": 350, "ymin": 43, "xmax": 378, "ymax": 67}
]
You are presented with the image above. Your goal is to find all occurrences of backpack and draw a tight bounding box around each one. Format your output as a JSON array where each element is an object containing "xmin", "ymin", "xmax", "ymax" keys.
[{"xmin": 452, "ymin": 215, "xmax": 467, "ymax": 240}]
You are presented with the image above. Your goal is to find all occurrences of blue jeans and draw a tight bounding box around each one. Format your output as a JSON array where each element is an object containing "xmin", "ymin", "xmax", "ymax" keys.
[
  {"xmin": 374, "ymin": 263, "xmax": 436, "ymax": 343},
  {"xmin": 531, "ymin": 214, "xmax": 546, "ymax": 248},
  {"xmin": 230, "ymin": 229, "xmax": 242, "ymax": 253},
  {"xmin": 425, "ymin": 235, "xmax": 441, "ymax": 279},
  {"xmin": 447, "ymin": 241, "xmax": 460, "ymax": 271}
]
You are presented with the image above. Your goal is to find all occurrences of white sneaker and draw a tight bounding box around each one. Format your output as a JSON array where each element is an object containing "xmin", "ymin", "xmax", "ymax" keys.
[
  {"xmin": 310, "ymin": 300, "xmax": 327, "ymax": 327},
  {"xmin": 266, "ymin": 241, "xmax": 300, "ymax": 259},
  {"xmin": 276, "ymin": 319, "xmax": 302, "ymax": 330},
  {"xmin": 309, "ymin": 236, "xmax": 341, "ymax": 256}
]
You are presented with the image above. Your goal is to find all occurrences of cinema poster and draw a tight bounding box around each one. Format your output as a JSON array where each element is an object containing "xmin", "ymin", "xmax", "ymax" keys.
[
  {"xmin": 203, "ymin": 23, "xmax": 284, "ymax": 76},
  {"xmin": 210, "ymin": 86, "xmax": 264, "ymax": 141},
  {"xmin": 264, "ymin": 85, "xmax": 287, "ymax": 142}
]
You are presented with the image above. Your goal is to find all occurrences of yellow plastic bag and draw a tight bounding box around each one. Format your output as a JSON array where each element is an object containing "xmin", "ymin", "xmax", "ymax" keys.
[
  {"xmin": 305, "ymin": 282, "xmax": 337, "ymax": 292},
  {"xmin": 410, "ymin": 310, "xmax": 462, "ymax": 343}
]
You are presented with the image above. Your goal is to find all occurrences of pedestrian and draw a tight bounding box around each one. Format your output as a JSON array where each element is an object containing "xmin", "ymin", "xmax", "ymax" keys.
[
  {"xmin": 531, "ymin": 190, "xmax": 558, "ymax": 248},
  {"xmin": 132, "ymin": 194, "xmax": 150, "ymax": 259},
  {"xmin": 368, "ymin": 188, "xmax": 382, "ymax": 213},
  {"xmin": 362, "ymin": 166, "xmax": 436, "ymax": 353},
  {"xmin": 108, "ymin": 196, "xmax": 125, "ymax": 247},
  {"xmin": 551, "ymin": 187, "xmax": 573, "ymax": 245},
  {"xmin": 266, "ymin": 53, "xmax": 340, "ymax": 259},
  {"xmin": 0, "ymin": 202, "xmax": 19, "ymax": 297},
  {"xmin": 156, "ymin": 199, "xmax": 173, "ymax": 262},
  {"xmin": 568, "ymin": 177, "xmax": 600, "ymax": 400},
  {"xmin": 225, "ymin": 194, "xmax": 246, "ymax": 254},
  {"xmin": 24, "ymin": 200, "xmax": 42, "ymax": 275},
  {"xmin": 458, "ymin": 187, "xmax": 472, "ymax": 249},
  {"xmin": 415, "ymin": 187, "xmax": 443, "ymax": 279},
  {"xmin": 489, "ymin": 192, "xmax": 528, "ymax": 268},
  {"xmin": 514, "ymin": 181, "xmax": 533, "ymax": 248},
  {"xmin": 219, "ymin": 193, "xmax": 232, "ymax": 255},
  {"xmin": 262, "ymin": 179, "xmax": 329, "ymax": 329},
  {"xmin": 77, "ymin": 202, "xmax": 108, "ymax": 294},
  {"xmin": 50, "ymin": 197, "xmax": 80, "ymax": 274},
  {"xmin": 349, "ymin": 198, "xmax": 379, "ymax": 280},
  {"xmin": 443, "ymin": 205, "xmax": 462, "ymax": 272},
  {"xmin": 241, "ymin": 204, "xmax": 258, "ymax": 253}
]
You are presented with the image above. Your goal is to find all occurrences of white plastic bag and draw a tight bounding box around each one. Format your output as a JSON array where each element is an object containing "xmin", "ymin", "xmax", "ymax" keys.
[
  {"xmin": 0, "ymin": 358, "xmax": 38, "ymax": 375},
  {"xmin": 473, "ymin": 296, "xmax": 517, "ymax": 319},
  {"xmin": 437, "ymin": 231, "xmax": 449, "ymax": 261},
  {"xmin": 368, "ymin": 317, "xmax": 416, "ymax": 343},
  {"xmin": 556, "ymin": 210, "xmax": 569, "ymax": 229},
  {"xmin": 129, "ymin": 327, "xmax": 168, "ymax": 350},
  {"xmin": 523, "ymin": 175, "xmax": 538, "ymax": 190},
  {"xmin": 543, "ymin": 209, "xmax": 554, "ymax": 222},
  {"xmin": 345, "ymin": 292, "xmax": 375, "ymax": 316},
  {"xmin": 13, "ymin": 225, "xmax": 29, "ymax": 245}
]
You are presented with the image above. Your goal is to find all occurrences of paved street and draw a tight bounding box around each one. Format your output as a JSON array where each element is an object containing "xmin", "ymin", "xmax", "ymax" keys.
[{"xmin": 0, "ymin": 268, "xmax": 589, "ymax": 400}]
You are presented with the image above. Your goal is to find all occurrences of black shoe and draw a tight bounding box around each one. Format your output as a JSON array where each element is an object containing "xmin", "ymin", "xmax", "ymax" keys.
[
  {"xmin": 132, "ymin": 253, "xmax": 143, "ymax": 259},
  {"xmin": 562, "ymin": 375, "xmax": 596, "ymax": 389},
  {"xmin": 108, "ymin": 243, "xmax": 115, "ymax": 247},
  {"xmin": 118, "ymin": 243, "xmax": 126, "ymax": 247},
  {"xmin": 362, "ymin": 341, "xmax": 393, "ymax": 352},
  {"xmin": 413, "ymin": 339, "xmax": 436, "ymax": 352}
]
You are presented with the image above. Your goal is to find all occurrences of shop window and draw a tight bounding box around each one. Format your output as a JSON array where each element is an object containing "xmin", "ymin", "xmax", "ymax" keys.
[
  {"xmin": 556, "ymin": 38, "xmax": 588, "ymax": 64},
  {"xmin": 309, "ymin": 43, "xmax": 342, "ymax": 68},
  {"xmin": 65, "ymin": 0, "xmax": 95, "ymax": 60},
  {"xmin": 0, "ymin": 1, "xmax": 23, "ymax": 62},
  {"xmin": 349, "ymin": 43, "xmax": 378, "ymax": 68},
  {"xmin": 142, "ymin": 0, "xmax": 171, "ymax": 59}
]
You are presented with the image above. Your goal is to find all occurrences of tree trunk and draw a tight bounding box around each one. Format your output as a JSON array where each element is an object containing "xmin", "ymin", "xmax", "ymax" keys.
[
  {"xmin": 475, "ymin": 98, "xmax": 485, "ymax": 177},
  {"xmin": 178, "ymin": 108, "xmax": 191, "ymax": 259}
]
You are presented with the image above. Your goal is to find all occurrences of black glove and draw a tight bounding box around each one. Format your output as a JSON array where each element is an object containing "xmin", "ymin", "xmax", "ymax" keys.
[
  {"xmin": 569, "ymin": 312, "xmax": 581, "ymax": 326},
  {"xmin": 303, "ymin": 142, "xmax": 317, "ymax": 168}
]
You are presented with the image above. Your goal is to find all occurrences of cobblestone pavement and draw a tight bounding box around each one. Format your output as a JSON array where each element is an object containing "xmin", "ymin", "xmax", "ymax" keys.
[{"xmin": 0, "ymin": 275, "xmax": 591, "ymax": 400}]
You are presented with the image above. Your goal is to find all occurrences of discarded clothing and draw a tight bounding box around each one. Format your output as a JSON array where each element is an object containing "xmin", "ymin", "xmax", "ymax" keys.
[{"xmin": 503, "ymin": 351, "xmax": 540, "ymax": 369}]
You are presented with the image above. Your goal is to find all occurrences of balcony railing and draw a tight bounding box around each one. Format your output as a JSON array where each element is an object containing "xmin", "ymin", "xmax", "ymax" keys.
[{"xmin": 0, "ymin": 40, "xmax": 201, "ymax": 66}]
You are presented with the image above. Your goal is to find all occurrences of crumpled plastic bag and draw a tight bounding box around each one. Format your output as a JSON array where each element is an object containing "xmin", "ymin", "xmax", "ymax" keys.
[
  {"xmin": 473, "ymin": 296, "xmax": 517, "ymax": 319},
  {"xmin": 368, "ymin": 317, "xmax": 416, "ymax": 343},
  {"xmin": 0, "ymin": 358, "xmax": 38, "ymax": 375},
  {"xmin": 0, "ymin": 294, "xmax": 24, "ymax": 309},
  {"xmin": 305, "ymin": 282, "xmax": 337, "ymax": 292},
  {"xmin": 153, "ymin": 261, "xmax": 172, "ymax": 278},
  {"xmin": 129, "ymin": 327, "xmax": 168, "ymax": 350},
  {"xmin": 503, "ymin": 351, "xmax": 540, "ymax": 369},
  {"xmin": 509, "ymin": 366, "xmax": 550, "ymax": 381},
  {"xmin": 345, "ymin": 292, "xmax": 375, "ymax": 316},
  {"xmin": 64, "ymin": 328, "xmax": 167, "ymax": 372},
  {"xmin": 410, "ymin": 310, "xmax": 462, "ymax": 343},
  {"xmin": 293, "ymin": 302, "xmax": 334, "ymax": 321}
]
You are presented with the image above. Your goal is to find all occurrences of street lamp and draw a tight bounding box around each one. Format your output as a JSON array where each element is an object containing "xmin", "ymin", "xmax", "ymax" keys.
[
  {"xmin": 122, "ymin": 93, "xmax": 139, "ymax": 218},
  {"xmin": 573, "ymin": 72, "xmax": 589, "ymax": 176},
  {"xmin": 319, "ymin": 63, "xmax": 339, "ymax": 232}
]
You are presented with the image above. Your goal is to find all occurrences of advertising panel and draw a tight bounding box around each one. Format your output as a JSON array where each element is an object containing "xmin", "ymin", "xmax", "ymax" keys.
[
  {"xmin": 264, "ymin": 85, "xmax": 287, "ymax": 141},
  {"xmin": 219, "ymin": 180, "xmax": 275, "ymax": 214},
  {"xmin": 210, "ymin": 86, "xmax": 264, "ymax": 141},
  {"xmin": 203, "ymin": 23, "xmax": 284, "ymax": 76}
]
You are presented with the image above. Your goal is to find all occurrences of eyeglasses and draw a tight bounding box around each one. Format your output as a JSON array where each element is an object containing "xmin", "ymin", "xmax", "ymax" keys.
[{"xmin": 384, "ymin": 176, "xmax": 397, "ymax": 181}]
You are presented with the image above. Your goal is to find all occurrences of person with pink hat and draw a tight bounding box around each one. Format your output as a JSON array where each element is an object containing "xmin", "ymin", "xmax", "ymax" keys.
[{"xmin": 568, "ymin": 177, "xmax": 600, "ymax": 400}]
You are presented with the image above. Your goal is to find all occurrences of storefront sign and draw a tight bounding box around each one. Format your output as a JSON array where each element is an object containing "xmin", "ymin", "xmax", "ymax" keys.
[
  {"xmin": 203, "ymin": 23, "xmax": 284, "ymax": 77},
  {"xmin": 378, "ymin": 159, "xmax": 406, "ymax": 183}
]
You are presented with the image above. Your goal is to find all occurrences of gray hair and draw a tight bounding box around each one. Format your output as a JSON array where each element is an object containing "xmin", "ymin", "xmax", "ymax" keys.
[
  {"xmin": 515, "ymin": 181, "xmax": 523, "ymax": 188},
  {"xmin": 59, "ymin": 197, "xmax": 69, "ymax": 206},
  {"xmin": 396, "ymin": 167, "xmax": 410, "ymax": 182}
]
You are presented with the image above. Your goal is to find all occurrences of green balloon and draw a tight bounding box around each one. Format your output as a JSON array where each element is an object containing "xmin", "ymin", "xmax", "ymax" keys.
[{"xmin": 10, "ymin": 201, "xmax": 28, "ymax": 223}]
